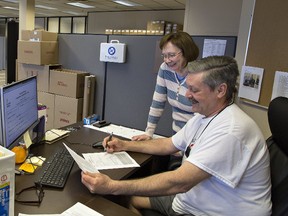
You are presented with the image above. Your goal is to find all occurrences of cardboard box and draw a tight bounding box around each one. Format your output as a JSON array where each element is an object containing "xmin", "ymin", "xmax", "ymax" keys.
[
  {"xmin": 17, "ymin": 62, "xmax": 61, "ymax": 92},
  {"xmin": 113, "ymin": 29, "xmax": 122, "ymax": 35},
  {"xmin": 54, "ymin": 95, "xmax": 83, "ymax": 128},
  {"xmin": 105, "ymin": 29, "xmax": 113, "ymax": 34},
  {"xmin": 38, "ymin": 91, "xmax": 55, "ymax": 131},
  {"xmin": 49, "ymin": 69, "xmax": 89, "ymax": 98},
  {"xmin": 17, "ymin": 41, "xmax": 59, "ymax": 65},
  {"xmin": 21, "ymin": 30, "xmax": 58, "ymax": 41},
  {"xmin": 121, "ymin": 30, "xmax": 130, "ymax": 35},
  {"xmin": 147, "ymin": 20, "xmax": 166, "ymax": 31}
]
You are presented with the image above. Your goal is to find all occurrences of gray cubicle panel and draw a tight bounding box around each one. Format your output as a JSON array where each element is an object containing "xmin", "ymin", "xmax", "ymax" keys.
[
  {"xmin": 58, "ymin": 34, "xmax": 108, "ymax": 118},
  {"xmin": 104, "ymin": 35, "xmax": 174, "ymax": 137}
]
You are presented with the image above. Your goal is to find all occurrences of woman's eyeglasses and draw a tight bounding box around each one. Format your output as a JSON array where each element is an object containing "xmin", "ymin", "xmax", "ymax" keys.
[
  {"xmin": 161, "ymin": 51, "xmax": 182, "ymax": 60},
  {"xmin": 15, "ymin": 182, "xmax": 44, "ymax": 206}
]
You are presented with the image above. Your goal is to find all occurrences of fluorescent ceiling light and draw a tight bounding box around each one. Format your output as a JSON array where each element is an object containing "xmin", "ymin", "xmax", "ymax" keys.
[
  {"xmin": 3, "ymin": 6, "xmax": 18, "ymax": 11},
  {"xmin": 36, "ymin": 5, "xmax": 57, "ymax": 10},
  {"xmin": 2, "ymin": 0, "xmax": 18, "ymax": 3},
  {"xmin": 66, "ymin": 2, "xmax": 95, "ymax": 9},
  {"xmin": 113, "ymin": 1, "xmax": 141, "ymax": 7}
]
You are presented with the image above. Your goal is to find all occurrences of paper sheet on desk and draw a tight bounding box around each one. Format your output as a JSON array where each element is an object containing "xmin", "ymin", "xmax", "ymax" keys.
[
  {"xmin": 63, "ymin": 143, "xmax": 99, "ymax": 173},
  {"xmin": 84, "ymin": 124, "xmax": 165, "ymax": 139},
  {"xmin": 18, "ymin": 202, "xmax": 103, "ymax": 216},
  {"xmin": 83, "ymin": 152, "xmax": 140, "ymax": 170},
  {"xmin": 19, "ymin": 214, "xmax": 60, "ymax": 216},
  {"xmin": 61, "ymin": 202, "xmax": 103, "ymax": 216}
]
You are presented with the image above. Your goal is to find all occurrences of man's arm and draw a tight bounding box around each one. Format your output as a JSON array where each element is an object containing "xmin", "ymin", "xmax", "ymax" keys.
[
  {"xmin": 81, "ymin": 161, "xmax": 211, "ymax": 196},
  {"xmin": 105, "ymin": 136, "xmax": 179, "ymax": 156}
]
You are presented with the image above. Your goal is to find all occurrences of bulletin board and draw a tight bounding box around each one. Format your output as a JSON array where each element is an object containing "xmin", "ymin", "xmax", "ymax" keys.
[{"xmin": 244, "ymin": 0, "xmax": 288, "ymax": 107}]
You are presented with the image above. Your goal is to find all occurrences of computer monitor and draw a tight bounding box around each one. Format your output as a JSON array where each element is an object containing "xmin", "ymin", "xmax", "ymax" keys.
[{"xmin": 0, "ymin": 76, "xmax": 38, "ymax": 149}]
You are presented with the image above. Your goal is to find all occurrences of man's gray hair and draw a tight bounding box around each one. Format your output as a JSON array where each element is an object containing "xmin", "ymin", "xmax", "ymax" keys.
[{"xmin": 187, "ymin": 56, "xmax": 239, "ymax": 102}]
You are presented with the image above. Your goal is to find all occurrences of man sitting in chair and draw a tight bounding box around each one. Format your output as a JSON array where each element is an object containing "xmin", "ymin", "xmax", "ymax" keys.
[{"xmin": 81, "ymin": 56, "xmax": 272, "ymax": 216}]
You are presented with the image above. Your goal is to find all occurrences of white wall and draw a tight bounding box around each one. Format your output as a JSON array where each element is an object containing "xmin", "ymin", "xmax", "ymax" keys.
[
  {"xmin": 184, "ymin": 0, "xmax": 242, "ymax": 36},
  {"xmin": 184, "ymin": 0, "xmax": 271, "ymax": 139},
  {"xmin": 87, "ymin": 10, "xmax": 185, "ymax": 34}
]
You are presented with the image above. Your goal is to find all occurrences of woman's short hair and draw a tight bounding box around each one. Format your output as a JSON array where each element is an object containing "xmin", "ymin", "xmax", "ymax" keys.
[{"xmin": 159, "ymin": 32, "xmax": 199, "ymax": 66}]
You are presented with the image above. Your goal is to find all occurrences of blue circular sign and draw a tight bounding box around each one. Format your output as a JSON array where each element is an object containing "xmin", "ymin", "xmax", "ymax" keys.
[{"xmin": 108, "ymin": 46, "xmax": 116, "ymax": 55}]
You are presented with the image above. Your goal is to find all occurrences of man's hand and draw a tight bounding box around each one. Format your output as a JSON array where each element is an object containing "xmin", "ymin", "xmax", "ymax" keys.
[
  {"xmin": 103, "ymin": 135, "xmax": 126, "ymax": 153},
  {"xmin": 81, "ymin": 171, "xmax": 114, "ymax": 195}
]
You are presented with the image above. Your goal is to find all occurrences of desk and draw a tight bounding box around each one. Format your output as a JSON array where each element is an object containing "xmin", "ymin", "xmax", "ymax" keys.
[{"xmin": 15, "ymin": 124, "xmax": 153, "ymax": 215}]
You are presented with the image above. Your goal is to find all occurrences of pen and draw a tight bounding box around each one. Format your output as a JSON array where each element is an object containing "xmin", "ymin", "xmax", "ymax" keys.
[{"xmin": 106, "ymin": 132, "xmax": 113, "ymax": 149}]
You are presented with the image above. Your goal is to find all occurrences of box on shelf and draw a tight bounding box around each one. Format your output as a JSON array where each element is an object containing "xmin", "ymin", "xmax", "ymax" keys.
[
  {"xmin": 38, "ymin": 91, "xmax": 55, "ymax": 131},
  {"xmin": 147, "ymin": 20, "xmax": 166, "ymax": 32},
  {"xmin": 146, "ymin": 30, "xmax": 156, "ymax": 35},
  {"xmin": 113, "ymin": 29, "xmax": 122, "ymax": 35},
  {"xmin": 54, "ymin": 95, "xmax": 83, "ymax": 128},
  {"xmin": 121, "ymin": 30, "xmax": 130, "ymax": 35},
  {"xmin": 18, "ymin": 41, "xmax": 59, "ymax": 65},
  {"xmin": 49, "ymin": 69, "xmax": 90, "ymax": 98},
  {"xmin": 0, "ymin": 146, "xmax": 15, "ymax": 216},
  {"xmin": 17, "ymin": 62, "xmax": 61, "ymax": 92},
  {"xmin": 105, "ymin": 29, "xmax": 113, "ymax": 34},
  {"xmin": 137, "ymin": 30, "xmax": 147, "ymax": 35},
  {"xmin": 21, "ymin": 29, "xmax": 58, "ymax": 41}
]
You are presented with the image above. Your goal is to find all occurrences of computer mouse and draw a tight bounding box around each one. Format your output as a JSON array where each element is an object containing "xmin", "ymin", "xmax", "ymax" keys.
[{"xmin": 92, "ymin": 141, "xmax": 104, "ymax": 148}]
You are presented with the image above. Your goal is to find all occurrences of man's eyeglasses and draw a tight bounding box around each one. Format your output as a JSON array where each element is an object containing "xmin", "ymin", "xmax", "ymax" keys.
[
  {"xmin": 15, "ymin": 182, "xmax": 44, "ymax": 206},
  {"xmin": 161, "ymin": 51, "xmax": 182, "ymax": 60}
]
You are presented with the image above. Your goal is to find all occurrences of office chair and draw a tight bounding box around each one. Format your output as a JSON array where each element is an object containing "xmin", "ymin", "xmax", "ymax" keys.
[{"xmin": 267, "ymin": 96, "xmax": 288, "ymax": 216}]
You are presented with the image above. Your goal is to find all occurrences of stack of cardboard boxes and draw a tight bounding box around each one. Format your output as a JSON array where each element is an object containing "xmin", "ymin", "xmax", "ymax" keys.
[
  {"xmin": 104, "ymin": 20, "xmax": 183, "ymax": 36},
  {"xmin": 146, "ymin": 20, "xmax": 183, "ymax": 35},
  {"xmin": 17, "ymin": 30, "xmax": 90, "ymax": 131}
]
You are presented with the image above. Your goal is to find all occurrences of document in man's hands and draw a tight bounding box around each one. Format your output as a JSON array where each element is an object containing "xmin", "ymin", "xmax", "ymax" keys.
[
  {"xmin": 63, "ymin": 143, "xmax": 139, "ymax": 171},
  {"xmin": 63, "ymin": 143, "xmax": 99, "ymax": 173},
  {"xmin": 83, "ymin": 152, "xmax": 140, "ymax": 170}
]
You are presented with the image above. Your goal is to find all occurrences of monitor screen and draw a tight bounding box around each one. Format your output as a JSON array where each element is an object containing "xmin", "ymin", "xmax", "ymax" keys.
[{"xmin": 0, "ymin": 76, "xmax": 38, "ymax": 149}]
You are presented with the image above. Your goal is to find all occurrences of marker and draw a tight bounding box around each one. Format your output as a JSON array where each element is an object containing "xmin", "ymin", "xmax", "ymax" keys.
[{"xmin": 106, "ymin": 132, "xmax": 113, "ymax": 149}]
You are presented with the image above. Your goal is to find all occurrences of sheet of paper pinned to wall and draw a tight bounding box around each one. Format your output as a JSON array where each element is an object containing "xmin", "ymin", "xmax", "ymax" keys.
[
  {"xmin": 202, "ymin": 39, "xmax": 227, "ymax": 58},
  {"xmin": 271, "ymin": 71, "xmax": 288, "ymax": 100},
  {"xmin": 238, "ymin": 65, "xmax": 264, "ymax": 102}
]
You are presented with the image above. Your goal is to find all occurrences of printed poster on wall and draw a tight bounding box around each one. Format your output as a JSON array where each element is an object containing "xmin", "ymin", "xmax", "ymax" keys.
[
  {"xmin": 238, "ymin": 66, "xmax": 264, "ymax": 102},
  {"xmin": 271, "ymin": 71, "xmax": 288, "ymax": 100}
]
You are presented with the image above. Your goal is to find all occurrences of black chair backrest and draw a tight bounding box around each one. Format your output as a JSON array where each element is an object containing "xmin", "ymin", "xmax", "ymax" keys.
[
  {"xmin": 267, "ymin": 96, "xmax": 288, "ymax": 216},
  {"xmin": 268, "ymin": 97, "xmax": 288, "ymax": 156}
]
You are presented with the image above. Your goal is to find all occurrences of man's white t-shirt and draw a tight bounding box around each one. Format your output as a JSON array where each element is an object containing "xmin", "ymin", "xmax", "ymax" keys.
[{"xmin": 171, "ymin": 104, "xmax": 271, "ymax": 216}]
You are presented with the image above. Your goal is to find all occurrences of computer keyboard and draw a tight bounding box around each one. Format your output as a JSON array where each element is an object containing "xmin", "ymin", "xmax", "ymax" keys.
[{"xmin": 36, "ymin": 147, "xmax": 74, "ymax": 188}]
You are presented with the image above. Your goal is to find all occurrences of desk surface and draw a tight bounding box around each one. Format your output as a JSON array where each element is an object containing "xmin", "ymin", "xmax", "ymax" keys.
[{"xmin": 15, "ymin": 125, "xmax": 152, "ymax": 215}]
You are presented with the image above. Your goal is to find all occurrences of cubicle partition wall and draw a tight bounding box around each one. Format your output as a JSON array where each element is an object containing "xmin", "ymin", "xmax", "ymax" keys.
[
  {"xmin": 58, "ymin": 34, "xmax": 237, "ymax": 137},
  {"xmin": 104, "ymin": 35, "xmax": 173, "ymax": 137},
  {"xmin": 58, "ymin": 34, "xmax": 108, "ymax": 118}
]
